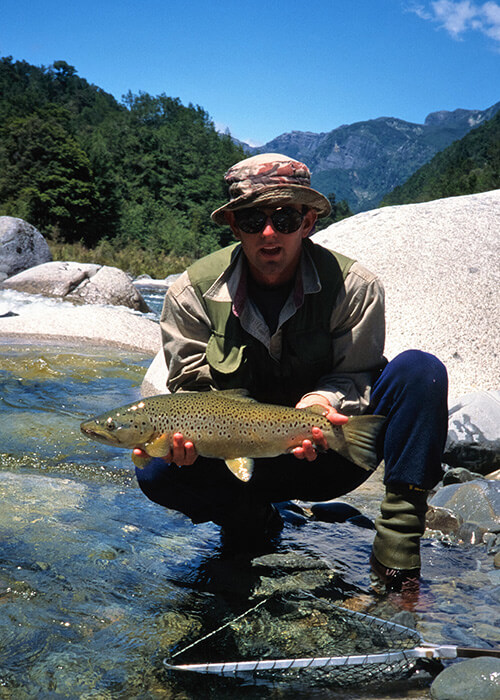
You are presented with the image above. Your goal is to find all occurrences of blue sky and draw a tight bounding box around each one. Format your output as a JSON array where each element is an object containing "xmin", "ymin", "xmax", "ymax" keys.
[{"xmin": 1, "ymin": 0, "xmax": 499, "ymax": 145}]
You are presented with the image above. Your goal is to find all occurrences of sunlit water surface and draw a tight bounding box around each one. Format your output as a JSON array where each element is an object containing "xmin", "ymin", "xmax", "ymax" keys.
[{"xmin": 0, "ymin": 290, "xmax": 498, "ymax": 699}]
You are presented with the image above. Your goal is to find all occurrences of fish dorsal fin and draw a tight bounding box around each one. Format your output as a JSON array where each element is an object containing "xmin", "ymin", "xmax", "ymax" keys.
[
  {"xmin": 216, "ymin": 389, "xmax": 257, "ymax": 403},
  {"xmin": 144, "ymin": 433, "xmax": 171, "ymax": 457},
  {"xmin": 225, "ymin": 457, "xmax": 254, "ymax": 482}
]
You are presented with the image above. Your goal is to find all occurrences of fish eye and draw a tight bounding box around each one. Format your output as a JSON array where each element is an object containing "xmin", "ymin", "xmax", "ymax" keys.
[{"xmin": 106, "ymin": 417, "xmax": 117, "ymax": 431}]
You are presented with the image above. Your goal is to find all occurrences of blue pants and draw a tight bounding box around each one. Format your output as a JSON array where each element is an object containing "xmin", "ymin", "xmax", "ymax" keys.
[{"xmin": 135, "ymin": 351, "xmax": 448, "ymax": 525}]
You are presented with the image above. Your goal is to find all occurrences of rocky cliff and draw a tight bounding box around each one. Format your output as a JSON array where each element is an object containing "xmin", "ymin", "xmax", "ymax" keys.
[{"xmin": 245, "ymin": 103, "xmax": 500, "ymax": 212}]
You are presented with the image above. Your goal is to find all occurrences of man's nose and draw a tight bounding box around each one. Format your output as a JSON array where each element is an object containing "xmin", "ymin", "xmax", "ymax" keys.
[{"xmin": 261, "ymin": 217, "xmax": 278, "ymax": 236}]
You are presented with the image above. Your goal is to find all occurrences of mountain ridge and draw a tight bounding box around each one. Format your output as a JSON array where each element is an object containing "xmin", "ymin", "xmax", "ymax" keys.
[{"xmin": 241, "ymin": 102, "xmax": 500, "ymax": 211}]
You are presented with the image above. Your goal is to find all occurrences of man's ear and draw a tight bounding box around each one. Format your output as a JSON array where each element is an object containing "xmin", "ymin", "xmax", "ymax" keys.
[
  {"xmin": 224, "ymin": 211, "xmax": 241, "ymax": 240},
  {"xmin": 302, "ymin": 208, "xmax": 318, "ymax": 238}
]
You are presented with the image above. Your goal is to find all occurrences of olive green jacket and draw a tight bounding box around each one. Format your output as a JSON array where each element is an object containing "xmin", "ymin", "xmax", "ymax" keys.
[{"xmin": 160, "ymin": 241, "xmax": 385, "ymax": 414}]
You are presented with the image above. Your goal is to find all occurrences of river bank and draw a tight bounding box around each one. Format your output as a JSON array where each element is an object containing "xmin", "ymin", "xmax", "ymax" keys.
[{"xmin": 0, "ymin": 191, "xmax": 499, "ymax": 697}]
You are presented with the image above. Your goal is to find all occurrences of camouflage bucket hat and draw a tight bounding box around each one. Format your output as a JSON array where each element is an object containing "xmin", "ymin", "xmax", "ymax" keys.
[{"xmin": 211, "ymin": 153, "xmax": 331, "ymax": 225}]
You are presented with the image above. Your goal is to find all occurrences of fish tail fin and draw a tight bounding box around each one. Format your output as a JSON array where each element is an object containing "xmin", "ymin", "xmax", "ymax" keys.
[{"xmin": 326, "ymin": 415, "xmax": 385, "ymax": 471}]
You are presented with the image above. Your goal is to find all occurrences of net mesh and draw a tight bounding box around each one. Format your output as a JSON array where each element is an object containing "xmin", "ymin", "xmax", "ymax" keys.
[{"xmin": 165, "ymin": 592, "xmax": 436, "ymax": 686}]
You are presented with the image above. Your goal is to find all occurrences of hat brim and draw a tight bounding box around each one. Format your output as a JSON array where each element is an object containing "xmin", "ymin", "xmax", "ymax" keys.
[{"xmin": 211, "ymin": 185, "xmax": 331, "ymax": 225}]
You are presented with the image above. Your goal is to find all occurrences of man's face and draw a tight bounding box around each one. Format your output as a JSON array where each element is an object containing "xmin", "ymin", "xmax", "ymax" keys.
[{"xmin": 225, "ymin": 203, "xmax": 317, "ymax": 287}]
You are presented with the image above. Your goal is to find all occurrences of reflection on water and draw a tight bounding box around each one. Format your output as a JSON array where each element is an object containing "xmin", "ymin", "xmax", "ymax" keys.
[{"xmin": 0, "ymin": 343, "xmax": 498, "ymax": 699}]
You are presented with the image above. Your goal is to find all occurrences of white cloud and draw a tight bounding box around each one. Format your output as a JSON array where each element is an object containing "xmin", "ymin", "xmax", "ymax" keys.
[
  {"xmin": 432, "ymin": 1, "xmax": 477, "ymax": 37},
  {"xmin": 407, "ymin": 0, "xmax": 500, "ymax": 45},
  {"xmin": 482, "ymin": 1, "xmax": 500, "ymax": 39}
]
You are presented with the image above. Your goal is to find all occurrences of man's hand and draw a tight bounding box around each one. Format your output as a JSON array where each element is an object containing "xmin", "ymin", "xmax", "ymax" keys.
[
  {"xmin": 133, "ymin": 432, "xmax": 198, "ymax": 467},
  {"xmin": 293, "ymin": 395, "xmax": 349, "ymax": 461}
]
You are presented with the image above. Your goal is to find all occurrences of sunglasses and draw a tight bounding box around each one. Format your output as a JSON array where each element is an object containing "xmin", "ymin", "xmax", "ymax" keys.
[{"xmin": 234, "ymin": 206, "xmax": 306, "ymax": 234}]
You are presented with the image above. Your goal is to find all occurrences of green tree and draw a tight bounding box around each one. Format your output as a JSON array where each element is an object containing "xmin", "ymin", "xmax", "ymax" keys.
[
  {"xmin": 0, "ymin": 57, "xmax": 246, "ymax": 257},
  {"xmin": 0, "ymin": 105, "xmax": 99, "ymax": 243}
]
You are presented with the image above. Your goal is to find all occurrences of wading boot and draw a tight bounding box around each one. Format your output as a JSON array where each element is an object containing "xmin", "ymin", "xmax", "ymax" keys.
[{"xmin": 371, "ymin": 485, "xmax": 428, "ymax": 596}]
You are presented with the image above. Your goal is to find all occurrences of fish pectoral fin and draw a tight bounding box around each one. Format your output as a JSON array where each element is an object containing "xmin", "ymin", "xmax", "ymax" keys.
[
  {"xmin": 131, "ymin": 451, "xmax": 152, "ymax": 469},
  {"xmin": 225, "ymin": 457, "xmax": 254, "ymax": 482},
  {"xmin": 144, "ymin": 434, "xmax": 171, "ymax": 457}
]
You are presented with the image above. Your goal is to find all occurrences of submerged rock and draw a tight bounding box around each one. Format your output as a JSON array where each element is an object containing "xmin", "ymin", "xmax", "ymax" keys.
[
  {"xmin": 430, "ymin": 656, "xmax": 500, "ymax": 700},
  {"xmin": 429, "ymin": 480, "xmax": 500, "ymax": 534}
]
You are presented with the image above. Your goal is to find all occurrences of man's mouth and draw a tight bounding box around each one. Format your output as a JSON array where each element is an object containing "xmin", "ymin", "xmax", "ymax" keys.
[{"xmin": 260, "ymin": 246, "xmax": 281, "ymax": 257}]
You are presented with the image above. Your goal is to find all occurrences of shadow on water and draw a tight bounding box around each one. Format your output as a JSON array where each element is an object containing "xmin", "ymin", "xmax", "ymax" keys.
[{"xmin": 0, "ymin": 342, "xmax": 498, "ymax": 699}]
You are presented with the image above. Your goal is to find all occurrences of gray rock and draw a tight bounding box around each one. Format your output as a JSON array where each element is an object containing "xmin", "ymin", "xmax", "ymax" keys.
[
  {"xmin": 1, "ymin": 261, "xmax": 149, "ymax": 312},
  {"xmin": 456, "ymin": 522, "xmax": 487, "ymax": 545},
  {"xmin": 445, "ymin": 390, "xmax": 500, "ymax": 473},
  {"xmin": 251, "ymin": 552, "xmax": 330, "ymax": 572},
  {"xmin": 430, "ymin": 657, "xmax": 500, "ymax": 700},
  {"xmin": 66, "ymin": 265, "xmax": 150, "ymax": 312},
  {"xmin": 426, "ymin": 505, "xmax": 462, "ymax": 535},
  {"xmin": 442, "ymin": 467, "xmax": 485, "ymax": 485},
  {"xmin": 0, "ymin": 216, "xmax": 52, "ymax": 281},
  {"xmin": 429, "ymin": 480, "xmax": 500, "ymax": 533}
]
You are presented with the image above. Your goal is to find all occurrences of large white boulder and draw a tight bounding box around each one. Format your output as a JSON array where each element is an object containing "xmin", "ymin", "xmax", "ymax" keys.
[{"xmin": 313, "ymin": 190, "xmax": 500, "ymax": 399}]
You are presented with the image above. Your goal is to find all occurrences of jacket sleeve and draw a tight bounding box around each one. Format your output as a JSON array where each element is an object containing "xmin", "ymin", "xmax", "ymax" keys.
[
  {"xmin": 302, "ymin": 261, "xmax": 386, "ymax": 415},
  {"xmin": 159, "ymin": 271, "xmax": 215, "ymax": 393}
]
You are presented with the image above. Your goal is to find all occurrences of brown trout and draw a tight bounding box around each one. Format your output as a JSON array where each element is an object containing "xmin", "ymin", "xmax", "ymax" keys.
[{"xmin": 80, "ymin": 390, "xmax": 385, "ymax": 481}]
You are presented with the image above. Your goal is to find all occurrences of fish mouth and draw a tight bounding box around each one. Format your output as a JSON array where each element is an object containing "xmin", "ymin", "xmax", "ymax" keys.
[{"xmin": 80, "ymin": 423, "xmax": 120, "ymax": 445}]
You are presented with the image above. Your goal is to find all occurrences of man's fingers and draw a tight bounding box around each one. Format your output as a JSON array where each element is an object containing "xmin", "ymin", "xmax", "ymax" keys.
[
  {"xmin": 183, "ymin": 441, "xmax": 197, "ymax": 464},
  {"xmin": 293, "ymin": 439, "xmax": 318, "ymax": 462},
  {"xmin": 326, "ymin": 410, "xmax": 349, "ymax": 425},
  {"xmin": 172, "ymin": 432, "xmax": 184, "ymax": 448},
  {"xmin": 311, "ymin": 426, "xmax": 327, "ymax": 448}
]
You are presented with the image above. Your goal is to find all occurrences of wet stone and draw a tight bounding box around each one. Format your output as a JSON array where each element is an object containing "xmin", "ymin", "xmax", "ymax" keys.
[
  {"xmin": 251, "ymin": 551, "xmax": 330, "ymax": 572},
  {"xmin": 430, "ymin": 657, "xmax": 500, "ymax": 700}
]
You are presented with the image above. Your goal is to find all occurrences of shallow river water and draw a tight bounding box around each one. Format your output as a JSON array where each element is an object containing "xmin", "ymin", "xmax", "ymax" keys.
[{"xmin": 0, "ymin": 293, "xmax": 499, "ymax": 699}]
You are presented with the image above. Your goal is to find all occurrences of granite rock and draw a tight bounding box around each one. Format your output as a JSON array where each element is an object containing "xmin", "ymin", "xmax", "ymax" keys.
[
  {"xmin": 1, "ymin": 261, "xmax": 149, "ymax": 312},
  {"xmin": 0, "ymin": 216, "xmax": 52, "ymax": 282}
]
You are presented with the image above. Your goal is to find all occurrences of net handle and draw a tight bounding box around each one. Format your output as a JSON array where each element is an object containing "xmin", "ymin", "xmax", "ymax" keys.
[
  {"xmin": 456, "ymin": 647, "xmax": 500, "ymax": 659},
  {"xmin": 163, "ymin": 644, "xmax": 500, "ymax": 676},
  {"xmin": 164, "ymin": 648, "xmax": 431, "ymax": 675}
]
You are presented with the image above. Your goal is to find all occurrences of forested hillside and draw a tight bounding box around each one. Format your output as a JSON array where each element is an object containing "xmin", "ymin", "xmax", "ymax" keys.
[
  {"xmin": 381, "ymin": 110, "xmax": 500, "ymax": 206},
  {"xmin": 0, "ymin": 57, "xmax": 246, "ymax": 259}
]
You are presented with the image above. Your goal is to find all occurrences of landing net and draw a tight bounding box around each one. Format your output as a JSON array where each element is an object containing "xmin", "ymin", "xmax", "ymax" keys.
[{"xmin": 164, "ymin": 592, "xmax": 440, "ymax": 686}]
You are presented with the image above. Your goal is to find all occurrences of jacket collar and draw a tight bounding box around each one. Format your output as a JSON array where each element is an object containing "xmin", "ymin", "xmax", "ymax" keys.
[{"xmin": 203, "ymin": 241, "xmax": 322, "ymax": 307}]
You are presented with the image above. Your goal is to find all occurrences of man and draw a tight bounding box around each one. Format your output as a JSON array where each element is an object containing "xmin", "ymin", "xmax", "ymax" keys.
[{"xmin": 135, "ymin": 153, "xmax": 448, "ymax": 593}]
